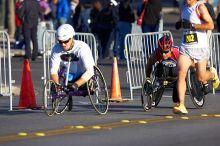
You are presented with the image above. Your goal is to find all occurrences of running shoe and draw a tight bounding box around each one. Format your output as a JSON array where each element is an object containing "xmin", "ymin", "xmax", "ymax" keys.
[
  {"xmin": 173, "ymin": 103, "xmax": 180, "ymax": 108},
  {"xmin": 172, "ymin": 105, "xmax": 188, "ymax": 114},
  {"xmin": 210, "ymin": 67, "xmax": 219, "ymax": 89},
  {"xmin": 202, "ymin": 83, "xmax": 210, "ymax": 95}
]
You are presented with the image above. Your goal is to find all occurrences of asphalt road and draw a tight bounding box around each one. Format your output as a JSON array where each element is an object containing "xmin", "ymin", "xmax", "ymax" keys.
[{"xmin": 0, "ymin": 11, "xmax": 220, "ymax": 146}]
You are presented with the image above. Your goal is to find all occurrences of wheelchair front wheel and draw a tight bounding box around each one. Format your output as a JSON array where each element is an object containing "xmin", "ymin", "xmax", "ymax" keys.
[
  {"xmin": 53, "ymin": 76, "xmax": 69, "ymax": 114},
  {"xmin": 54, "ymin": 94, "xmax": 69, "ymax": 115},
  {"xmin": 152, "ymin": 83, "xmax": 165, "ymax": 107},
  {"xmin": 87, "ymin": 66, "xmax": 109, "ymax": 115},
  {"xmin": 186, "ymin": 67, "xmax": 205, "ymax": 108},
  {"xmin": 43, "ymin": 80, "xmax": 57, "ymax": 116},
  {"xmin": 141, "ymin": 78, "xmax": 153, "ymax": 111}
]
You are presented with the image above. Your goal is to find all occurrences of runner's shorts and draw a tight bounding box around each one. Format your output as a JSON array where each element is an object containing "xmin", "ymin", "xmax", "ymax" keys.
[{"xmin": 180, "ymin": 46, "xmax": 210, "ymax": 61}]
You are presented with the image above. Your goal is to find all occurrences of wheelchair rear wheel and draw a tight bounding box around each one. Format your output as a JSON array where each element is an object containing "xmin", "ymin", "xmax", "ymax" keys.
[
  {"xmin": 87, "ymin": 66, "xmax": 109, "ymax": 115},
  {"xmin": 186, "ymin": 67, "xmax": 205, "ymax": 108},
  {"xmin": 141, "ymin": 77, "xmax": 153, "ymax": 111},
  {"xmin": 43, "ymin": 80, "xmax": 57, "ymax": 116}
]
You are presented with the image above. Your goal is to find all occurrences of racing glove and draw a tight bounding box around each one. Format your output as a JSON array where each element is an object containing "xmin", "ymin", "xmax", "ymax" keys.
[
  {"xmin": 72, "ymin": 83, "xmax": 79, "ymax": 92},
  {"xmin": 182, "ymin": 21, "xmax": 195, "ymax": 30},
  {"xmin": 55, "ymin": 83, "xmax": 62, "ymax": 91},
  {"xmin": 175, "ymin": 21, "xmax": 195, "ymax": 30},
  {"xmin": 175, "ymin": 21, "xmax": 182, "ymax": 30}
]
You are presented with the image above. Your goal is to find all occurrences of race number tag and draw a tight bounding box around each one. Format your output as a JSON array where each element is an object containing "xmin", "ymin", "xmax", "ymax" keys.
[{"xmin": 183, "ymin": 33, "xmax": 198, "ymax": 44}]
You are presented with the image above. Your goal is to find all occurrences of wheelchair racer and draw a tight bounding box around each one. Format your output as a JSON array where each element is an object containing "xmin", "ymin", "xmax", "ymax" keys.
[
  {"xmin": 50, "ymin": 24, "xmax": 95, "ymax": 110},
  {"xmin": 145, "ymin": 35, "xmax": 180, "ymax": 105}
]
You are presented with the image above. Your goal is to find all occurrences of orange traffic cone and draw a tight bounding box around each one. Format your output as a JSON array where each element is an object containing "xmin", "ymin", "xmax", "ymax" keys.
[
  {"xmin": 18, "ymin": 59, "xmax": 37, "ymax": 109},
  {"xmin": 109, "ymin": 57, "xmax": 127, "ymax": 102}
]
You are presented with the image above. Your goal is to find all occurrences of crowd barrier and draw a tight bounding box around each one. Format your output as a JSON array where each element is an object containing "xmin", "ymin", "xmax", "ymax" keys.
[
  {"xmin": 4, "ymin": 30, "xmax": 220, "ymax": 109},
  {"xmin": 124, "ymin": 31, "xmax": 220, "ymax": 99},
  {"xmin": 209, "ymin": 33, "xmax": 220, "ymax": 94},
  {"xmin": 42, "ymin": 30, "xmax": 98, "ymax": 84},
  {"xmin": 0, "ymin": 31, "xmax": 12, "ymax": 110},
  {"xmin": 124, "ymin": 31, "xmax": 173, "ymax": 100}
]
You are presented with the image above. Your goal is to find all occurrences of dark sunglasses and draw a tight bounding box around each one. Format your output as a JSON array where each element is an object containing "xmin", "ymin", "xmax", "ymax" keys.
[
  {"xmin": 59, "ymin": 38, "xmax": 71, "ymax": 44},
  {"xmin": 160, "ymin": 49, "xmax": 170, "ymax": 54}
]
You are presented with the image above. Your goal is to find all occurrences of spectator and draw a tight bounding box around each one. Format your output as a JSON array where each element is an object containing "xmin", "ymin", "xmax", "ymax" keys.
[
  {"xmin": 176, "ymin": 0, "xmax": 185, "ymax": 9},
  {"xmin": 70, "ymin": 0, "xmax": 79, "ymax": 16},
  {"xmin": 114, "ymin": 0, "xmax": 135, "ymax": 60},
  {"xmin": 56, "ymin": 0, "xmax": 70, "ymax": 26},
  {"xmin": 39, "ymin": 0, "xmax": 54, "ymax": 30},
  {"xmin": 216, "ymin": 0, "xmax": 220, "ymax": 32},
  {"xmin": 39, "ymin": 0, "xmax": 51, "ymax": 19},
  {"xmin": 204, "ymin": 0, "xmax": 216, "ymax": 21},
  {"xmin": 72, "ymin": 3, "xmax": 82, "ymax": 32},
  {"xmin": 18, "ymin": 0, "xmax": 41, "ymax": 61},
  {"xmin": 90, "ymin": 0, "xmax": 102, "ymax": 34},
  {"xmin": 96, "ymin": 2, "xmax": 117, "ymax": 59},
  {"xmin": 90, "ymin": 0, "xmax": 102, "ymax": 57},
  {"xmin": 79, "ymin": 2, "xmax": 92, "ymax": 33},
  {"xmin": 49, "ymin": 0, "xmax": 58, "ymax": 29},
  {"xmin": 203, "ymin": 0, "xmax": 215, "ymax": 44},
  {"xmin": 137, "ymin": 0, "xmax": 162, "ymax": 33},
  {"xmin": 15, "ymin": 0, "xmax": 24, "ymax": 49},
  {"xmin": 137, "ymin": 0, "xmax": 162, "ymax": 57}
]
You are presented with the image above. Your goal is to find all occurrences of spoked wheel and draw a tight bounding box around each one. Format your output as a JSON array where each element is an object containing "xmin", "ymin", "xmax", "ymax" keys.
[
  {"xmin": 43, "ymin": 80, "xmax": 57, "ymax": 116},
  {"xmin": 187, "ymin": 68, "xmax": 205, "ymax": 108},
  {"xmin": 152, "ymin": 79, "xmax": 165, "ymax": 107},
  {"xmin": 87, "ymin": 66, "xmax": 109, "ymax": 115},
  {"xmin": 151, "ymin": 67, "xmax": 165, "ymax": 108},
  {"xmin": 54, "ymin": 76, "xmax": 69, "ymax": 114},
  {"xmin": 141, "ymin": 78, "xmax": 153, "ymax": 111},
  {"xmin": 54, "ymin": 94, "xmax": 69, "ymax": 115}
]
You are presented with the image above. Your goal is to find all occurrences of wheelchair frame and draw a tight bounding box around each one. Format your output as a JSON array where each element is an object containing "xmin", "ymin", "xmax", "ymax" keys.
[
  {"xmin": 141, "ymin": 66, "xmax": 206, "ymax": 111},
  {"xmin": 43, "ymin": 54, "xmax": 109, "ymax": 116}
]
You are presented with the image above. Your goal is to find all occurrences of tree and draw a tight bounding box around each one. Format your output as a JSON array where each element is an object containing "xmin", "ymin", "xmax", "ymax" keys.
[
  {"xmin": 0, "ymin": 0, "xmax": 6, "ymax": 29},
  {"xmin": 7, "ymin": 0, "xmax": 16, "ymax": 39}
]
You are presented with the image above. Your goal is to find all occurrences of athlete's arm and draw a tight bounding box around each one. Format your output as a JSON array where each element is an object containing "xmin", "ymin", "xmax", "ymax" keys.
[
  {"xmin": 145, "ymin": 52, "xmax": 158, "ymax": 77},
  {"xmin": 194, "ymin": 3, "xmax": 214, "ymax": 30}
]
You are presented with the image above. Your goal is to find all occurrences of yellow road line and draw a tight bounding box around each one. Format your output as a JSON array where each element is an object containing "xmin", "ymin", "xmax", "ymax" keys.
[{"xmin": 0, "ymin": 113, "xmax": 219, "ymax": 143}]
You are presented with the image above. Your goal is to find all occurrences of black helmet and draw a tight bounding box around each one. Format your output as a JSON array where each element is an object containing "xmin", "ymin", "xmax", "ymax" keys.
[{"xmin": 158, "ymin": 35, "xmax": 172, "ymax": 51}]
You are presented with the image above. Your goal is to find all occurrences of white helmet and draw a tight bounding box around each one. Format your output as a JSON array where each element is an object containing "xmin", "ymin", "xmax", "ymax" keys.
[{"xmin": 56, "ymin": 24, "xmax": 75, "ymax": 41}]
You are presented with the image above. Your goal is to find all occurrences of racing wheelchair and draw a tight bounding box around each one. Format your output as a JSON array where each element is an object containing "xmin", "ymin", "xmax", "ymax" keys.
[
  {"xmin": 141, "ymin": 59, "xmax": 207, "ymax": 111},
  {"xmin": 43, "ymin": 54, "xmax": 109, "ymax": 116}
]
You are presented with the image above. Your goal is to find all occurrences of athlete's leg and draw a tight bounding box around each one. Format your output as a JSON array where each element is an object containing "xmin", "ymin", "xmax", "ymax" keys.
[
  {"xmin": 173, "ymin": 55, "xmax": 192, "ymax": 114},
  {"xmin": 195, "ymin": 60, "xmax": 212, "ymax": 84},
  {"xmin": 196, "ymin": 59, "xmax": 219, "ymax": 89}
]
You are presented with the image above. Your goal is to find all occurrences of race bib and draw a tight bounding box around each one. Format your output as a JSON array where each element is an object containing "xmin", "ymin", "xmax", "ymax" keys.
[{"xmin": 183, "ymin": 33, "xmax": 198, "ymax": 44}]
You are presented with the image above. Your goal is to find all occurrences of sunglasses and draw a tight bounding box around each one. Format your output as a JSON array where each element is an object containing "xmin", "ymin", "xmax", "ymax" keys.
[
  {"xmin": 160, "ymin": 49, "xmax": 170, "ymax": 54},
  {"xmin": 59, "ymin": 38, "xmax": 71, "ymax": 44}
]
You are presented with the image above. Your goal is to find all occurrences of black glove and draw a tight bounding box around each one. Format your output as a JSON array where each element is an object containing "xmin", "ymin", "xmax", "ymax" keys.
[
  {"xmin": 175, "ymin": 21, "xmax": 195, "ymax": 30},
  {"xmin": 182, "ymin": 21, "xmax": 193, "ymax": 29},
  {"xmin": 55, "ymin": 83, "xmax": 62, "ymax": 91},
  {"xmin": 72, "ymin": 83, "xmax": 78, "ymax": 92},
  {"xmin": 175, "ymin": 21, "xmax": 182, "ymax": 30}
]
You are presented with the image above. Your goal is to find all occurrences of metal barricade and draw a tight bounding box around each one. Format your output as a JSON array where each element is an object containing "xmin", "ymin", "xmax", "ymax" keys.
[
  {"xmin": 0, "ymin": 31, "xmax": 12, "ymax": 110},
  {"xmin": 124, "ymin": 31, "xmax": 173, "ymax": 100},
  {"xmin": 209, "ymin": 33, "xmax": 220, "ymax": 94},
  {"xmin": 42, "ymin": 30, "xmax": 98, "ymax": 84}
]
